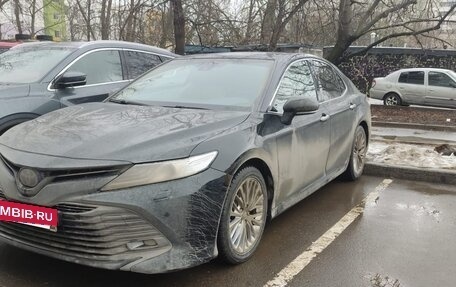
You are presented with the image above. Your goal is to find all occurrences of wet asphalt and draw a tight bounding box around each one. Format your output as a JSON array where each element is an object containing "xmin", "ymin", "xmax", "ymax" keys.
[{"xmin": 0, "ymin": 175, "xmax": 454, "ymax": 287}]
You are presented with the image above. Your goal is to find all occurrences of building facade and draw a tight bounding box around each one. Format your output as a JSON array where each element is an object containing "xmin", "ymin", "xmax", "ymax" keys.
[{"xmin": 0, "ymin": 0, "xmax": 66, "ymax": 41}]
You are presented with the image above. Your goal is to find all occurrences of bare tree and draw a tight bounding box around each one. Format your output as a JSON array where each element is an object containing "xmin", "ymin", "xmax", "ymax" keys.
[
  {"xmin": 326, "ymin": 0, "xmax": 456, "ymax": 64},
  {"xmin": 260, "ymin": 0, "xmax": 311, "ymax": 50}
]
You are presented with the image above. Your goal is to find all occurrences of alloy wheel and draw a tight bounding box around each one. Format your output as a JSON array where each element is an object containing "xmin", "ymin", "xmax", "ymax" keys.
[
  {"xmin": 229, "ymin": 176, "xmax": 265, "ymax": 255},
  {"xmin": 352, "ymin": 128, "xmax": 367, "ymax": 175},
  {"xmin": 385, "ymin": 95, "xmax": 399, "ymax": 105}
]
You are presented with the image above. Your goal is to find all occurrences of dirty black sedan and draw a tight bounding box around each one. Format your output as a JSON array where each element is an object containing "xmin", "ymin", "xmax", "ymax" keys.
[{"xmin": 0, "ymin": 53, "xmax": 370, "ymax": 274}]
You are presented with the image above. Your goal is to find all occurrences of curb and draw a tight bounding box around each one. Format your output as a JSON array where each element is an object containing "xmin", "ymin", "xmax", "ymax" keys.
[
  {"xmin": 372, "ymin": 121, "xmax": 456, "ymax": 132},
  {"xmin": 370, "ymin": 136, "xmax": 456, "ymax": 146},
  {"xmin": 364, "ymin": 162, "xmax": 456, "ymax": 185}
]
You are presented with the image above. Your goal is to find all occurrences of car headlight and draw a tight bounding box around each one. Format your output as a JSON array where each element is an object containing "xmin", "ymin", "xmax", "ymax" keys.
[{"xmin": 101, "ymin": 151, "xmax": 218, "ymax": 191}]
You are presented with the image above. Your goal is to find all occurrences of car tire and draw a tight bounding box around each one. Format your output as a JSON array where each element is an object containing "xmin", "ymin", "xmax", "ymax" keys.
[
  {"xmin": 343, "ymin": 126, "xmax": 367, "ymax": 181},
  {"xmin": 218, "ymin": 166, "xmax": 268, "ymax": 264},
  {"xmin": 383, "ymin": 93, "xmax": 402, "ymax": 106}
]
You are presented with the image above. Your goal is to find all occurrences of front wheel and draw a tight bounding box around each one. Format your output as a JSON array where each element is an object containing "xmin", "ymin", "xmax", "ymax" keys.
[
  {"xmin": 343, "ymin": 126, "xmax": 367, "ymax": 181},
  {"xmin": 217, "ymin": 166, "xmax": 268, "ymax": 264}
]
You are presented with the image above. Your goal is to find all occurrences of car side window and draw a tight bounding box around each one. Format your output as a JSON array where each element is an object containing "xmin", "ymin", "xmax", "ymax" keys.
[
  {"xmin": 398, "ymin": 71, "xmax": 424, "ymax": 85},
  {"xmin": 124, "ymin": 51, "xmax": 162, "ymax": 79},
  {"xmin": 311, "ymin": 60, "xmax": 345, "ymax": 102},
  {"xmin": 272, "ymin": 60, "xmax": 317, "ymax": 114},
  {"xmin": 66, "ymin": 50, "xmax": 123, "ymax": 85},
  {"xmin": 428, "ymin": 72, "xmax": 456, "ymax": 88}
]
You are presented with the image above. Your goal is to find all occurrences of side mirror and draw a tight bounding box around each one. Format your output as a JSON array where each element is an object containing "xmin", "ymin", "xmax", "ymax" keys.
[
  {"xmin": 281, "ymin": 97, "xmax": 319, "ymax": 125},
  {"xmin": 54, "ymin": 71, "xmax": 87, "ymax": 89}
]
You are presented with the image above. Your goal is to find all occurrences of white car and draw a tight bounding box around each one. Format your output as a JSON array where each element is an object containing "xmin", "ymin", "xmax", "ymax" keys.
[{"xmin": 369, "ymin": 68, "xmax": 456, "ymax": 108}]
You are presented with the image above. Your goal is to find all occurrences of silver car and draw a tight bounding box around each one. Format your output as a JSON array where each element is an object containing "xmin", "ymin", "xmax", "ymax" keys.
[{"xmin": 369, "ymin": 68, "xmax": 456, "ymax": 108}]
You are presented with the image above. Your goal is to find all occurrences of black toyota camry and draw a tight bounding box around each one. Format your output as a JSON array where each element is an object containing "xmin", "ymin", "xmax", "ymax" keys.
[{"xmin": 0, "ymin": 53, "xmax": 370, "ymax": 273}]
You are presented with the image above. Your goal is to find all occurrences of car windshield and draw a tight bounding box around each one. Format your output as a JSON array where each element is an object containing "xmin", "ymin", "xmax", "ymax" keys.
[
  {"xmin": 110, "ymin": 58, "xmax": 273, "ymax": 110},
  {"xmin": 0, "ymin": 45, "xmax": 75, "ymax": 84}
]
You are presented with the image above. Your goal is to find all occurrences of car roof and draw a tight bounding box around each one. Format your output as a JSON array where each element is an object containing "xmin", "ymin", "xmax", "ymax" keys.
[
  {"xmin": 10, "ymin": 40, "xmax": 176, "ymax": 57},
  {"xmin": 394, "ymin": 68, "xmax": 454, "ymax": 73},
  {"xmin": 180, "ymin": 52, "xmax": 317, "ymax": 61},
  {"xmin": 0, "ymin": 41, "xmax": 19, "ymax": 48}
]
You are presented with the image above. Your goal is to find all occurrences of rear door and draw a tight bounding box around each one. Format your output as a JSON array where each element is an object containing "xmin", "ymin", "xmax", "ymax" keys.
[
  {"xmin": 54, "ymin": 49, "xmax": 128, "ymax": 107},
  {"xmin": 397, "ymin": 71, "xmax": 426, "ymax": 105},
  {"xmin": 426, "ymin": 71, "xmax": 456, "ymax": 108},
  {"xmin": 310, "ymin": 60, "xmax": 356, "ymax": 175}
]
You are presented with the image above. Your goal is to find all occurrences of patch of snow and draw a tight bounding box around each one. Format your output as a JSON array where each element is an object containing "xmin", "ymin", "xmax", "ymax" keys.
[{"xmin": 367, "ymin": 141, "xmax": 456, "ymax": 170}]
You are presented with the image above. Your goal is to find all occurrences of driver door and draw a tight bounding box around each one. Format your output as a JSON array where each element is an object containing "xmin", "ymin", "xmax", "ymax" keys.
[{"xmin": 273, "ymin": 60, "xmax": 331, "ymax": 203}]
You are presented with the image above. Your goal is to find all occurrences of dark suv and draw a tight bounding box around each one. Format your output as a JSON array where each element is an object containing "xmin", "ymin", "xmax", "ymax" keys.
[{"xmin": 0, "ymin": 40, "xmax": 176, "ymax": 133}]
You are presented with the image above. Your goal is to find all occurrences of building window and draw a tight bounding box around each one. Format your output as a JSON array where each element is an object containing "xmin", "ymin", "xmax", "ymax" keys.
[
  {"xmin": 55, "ymin": 30, "xmax": 61, "ymax": 38},
  {"xmin": 53, "ymin": 13, "xmax": 60, "ymax": 20}
]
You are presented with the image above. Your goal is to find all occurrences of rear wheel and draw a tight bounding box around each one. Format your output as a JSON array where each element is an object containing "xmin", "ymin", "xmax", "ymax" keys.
[
  {"xmin": 383, "ymin": 93, "xmax": 401, "ymax": 106},
  {"xmin": 218, "ymin": 166, "xmax": 268, "ymax": 264},
  {"xmin": 343, "ymin": 126, "xmax": 367, "ymax": 181}
]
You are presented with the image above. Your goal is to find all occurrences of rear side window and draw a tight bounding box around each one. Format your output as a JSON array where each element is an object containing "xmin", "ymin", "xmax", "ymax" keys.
[
  {"xmin": 67, "ymin": 50, "xmax": 123, "ymax": 85},
  {"xmin": 428, "ymin": 71, "xmax": 456, "ymax": 88},
  {"xmin": 125, "ymin": 51, "xmax": 162, "ymax": 79},
  {"xmin": 311, "ymin": 60, "xmax": 345, "ymax": 102},
  {"xmin": 398, "ymin": 71, "xmax": 424, "ymax": 85}
]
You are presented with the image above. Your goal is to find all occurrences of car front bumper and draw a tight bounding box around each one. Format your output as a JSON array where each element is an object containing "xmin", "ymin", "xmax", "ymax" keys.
[{"xmin": 0, "ymin": 146, "xmax": 229, "ymax": 274}]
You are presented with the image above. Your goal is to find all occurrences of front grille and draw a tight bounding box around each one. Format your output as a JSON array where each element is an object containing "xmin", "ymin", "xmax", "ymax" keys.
[
  {"xmin": 0, "ymin": 154, "xmax": 126, "ymax": 186},
  {"xmin": 0, "ymin": 198, "xmax": 170, "ymax": 266}
]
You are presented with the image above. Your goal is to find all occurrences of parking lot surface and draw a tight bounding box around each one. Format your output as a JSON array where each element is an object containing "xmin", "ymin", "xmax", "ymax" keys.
[{"xmin": 0, "ymin": 176, "xmax": 454, "ymax": 287}]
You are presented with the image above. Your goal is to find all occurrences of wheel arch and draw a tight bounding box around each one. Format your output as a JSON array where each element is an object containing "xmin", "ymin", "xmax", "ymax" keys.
[
  {"xmin": 227, "ymin": 154, "xmax": 275, "ymax": 219},
  {"xmin": 0, "ymin": 113, "xmax": 40, "ymax": 134},
  {"xmin": 358, "ymin": 120, "xmax": 370, "ymax": 145}
]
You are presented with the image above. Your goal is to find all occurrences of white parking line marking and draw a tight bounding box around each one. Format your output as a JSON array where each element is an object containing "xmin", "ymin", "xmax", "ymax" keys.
[{"xmin": 264, "ymin": 179, "xmax": 393, "ymax": 287}]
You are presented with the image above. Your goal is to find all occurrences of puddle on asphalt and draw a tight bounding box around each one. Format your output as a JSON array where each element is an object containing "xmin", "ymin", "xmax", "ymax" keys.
[
  {"xmin": 366, "ymin": 273, "xmax": 401, "ymax": 287},
  {"xmin": 395, "ymin": 202, "xmax": 441, "ymax": 222}
]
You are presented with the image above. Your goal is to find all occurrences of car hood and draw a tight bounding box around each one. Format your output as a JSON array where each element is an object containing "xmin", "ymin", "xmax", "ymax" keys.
[
  {"xmin": 0, "ymin": 83, "xmax": 30, "ymax": 98},
  {"xmin": 0, "ymin": 103, "xmax": 250, "ymax": 163}
]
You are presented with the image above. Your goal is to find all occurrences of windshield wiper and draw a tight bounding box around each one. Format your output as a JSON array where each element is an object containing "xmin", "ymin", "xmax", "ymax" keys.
[
  {"xmin": 109, "ymin": 99, "xmax": 148, "ymax": 106},
  {"xmin": 161, "ymin": 105, "xmax": 209, "ymax": 110}
]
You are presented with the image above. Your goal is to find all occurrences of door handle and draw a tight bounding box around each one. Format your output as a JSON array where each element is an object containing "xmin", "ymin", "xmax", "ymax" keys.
[
  {"xmin": 349, "ymin": 103, "xmax": 357, "ymax": 110},
  {"xmin": 320, "ymin": 114, "xmax": 330, "ymax": 122}
]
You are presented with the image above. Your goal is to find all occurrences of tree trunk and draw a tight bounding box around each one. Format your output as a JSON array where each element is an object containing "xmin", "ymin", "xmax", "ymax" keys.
[
  {"xmin": 243, "ymin": 0, "xmax": 256, "ymax": 44},
  {"xmin": 260, "ymin": 0, "xmax": 276, "ymax": 45},
  {"xmin": 125, "ymin": 0, "xmax": 135, "ymax": 41},
  {"xmin": 100, "ymin": 0, "xmax": 113, "ymax": 39},
  {"xmin": 325, "ymin": 0, "xmax": 353, "ymax": 64},
  {"xmin": 30, "ymin": 0, "xmax": 36, "ymax": 37},
  {"xmin": 171, "ymin": 0, "xmax": 185, "ymax": 55},
  {"xmin": 13, "ymin": 0, "xmax": 22, "ymax": 34},
  {"xmin": 86, "ymin": 0, "xmax": 91, "ymax": 41}
]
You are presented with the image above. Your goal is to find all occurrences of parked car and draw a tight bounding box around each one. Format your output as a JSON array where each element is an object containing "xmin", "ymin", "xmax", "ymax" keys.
[
  {"xmin": 369, "ymin": 68, "xmax": 456, "ymax": 108},
  {"xmin": 0, "ymin": 40, "xmax": 176, "ymax": 134},
  {"xmin": 0, "ymin": 53, "xmax": 370, "ymax": 273},
  {"xmin": 0, "ymin": 41, "xmax": 19, "ymax": 54}
]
